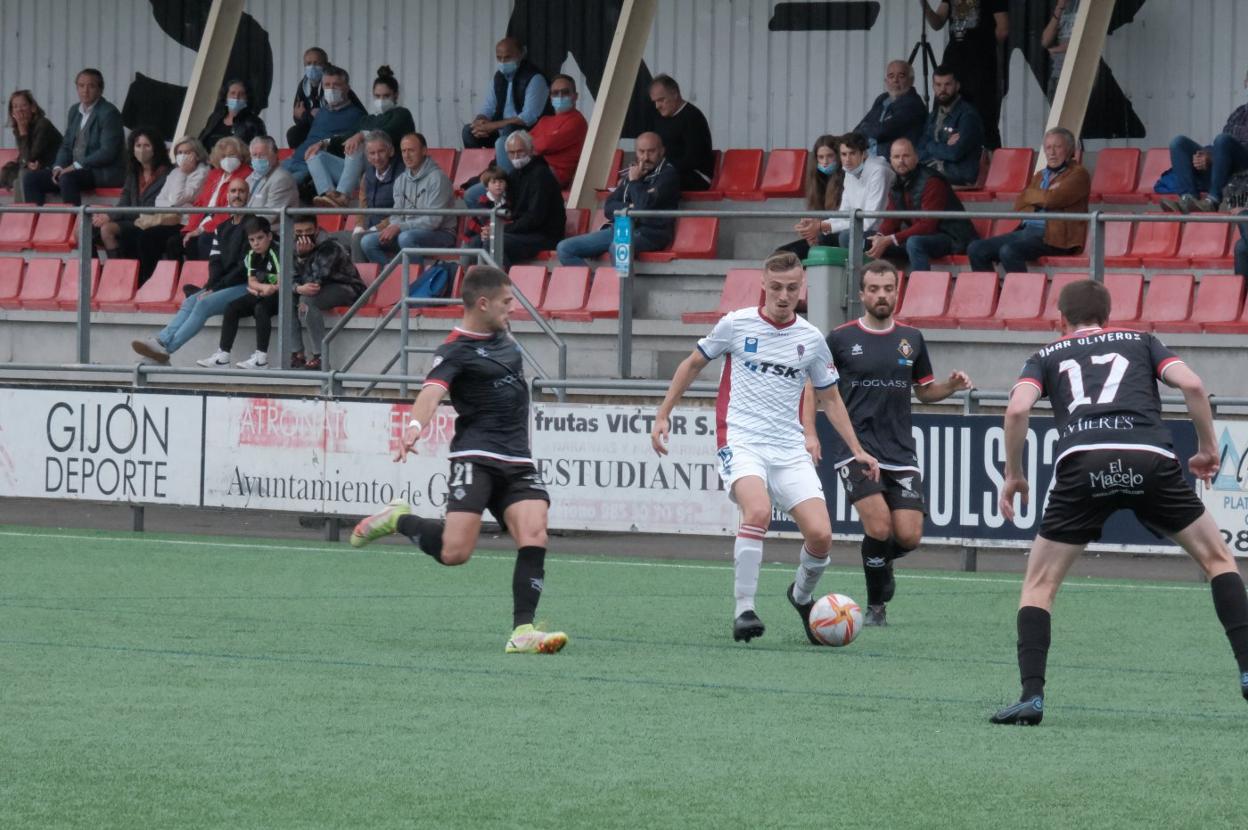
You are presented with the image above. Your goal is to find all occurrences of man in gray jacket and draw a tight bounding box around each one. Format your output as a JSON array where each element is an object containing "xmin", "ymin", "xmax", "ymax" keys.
[
  {"xmin": 246, "ymin": 136, "xmax": 300, "ymax": 211},
  {"xmin": 358, "ymin": 132, "xmax": 455, "ymax": 266},
  {"xmin": 23, "ymin": 68, "xmax": 124, "ymax": 205}
]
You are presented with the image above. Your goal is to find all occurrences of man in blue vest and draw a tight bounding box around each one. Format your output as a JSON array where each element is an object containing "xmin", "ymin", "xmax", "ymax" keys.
[{"xmin": 462, "ymin": 37, "xmax": 549, "ymax": 175}]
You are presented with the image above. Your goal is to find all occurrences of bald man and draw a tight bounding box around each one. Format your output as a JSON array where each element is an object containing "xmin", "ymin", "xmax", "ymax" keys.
[
  {"xmin": 556, "ymin": 131, "xmax": 681, "ymax": 267},
  {"xmin": 853, "ymin": 59, "xmax": 927, "ymax": 159},
  {"xmin": 463, "ymin": 36, "xmax": 550, "ymax": 174}
]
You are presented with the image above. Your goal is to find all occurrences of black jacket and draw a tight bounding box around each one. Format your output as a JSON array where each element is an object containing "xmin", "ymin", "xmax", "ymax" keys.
[
  {"xmin": 878, "ymin": 165, "xmax": 977, "ymax": 250},
  {"xmin": 294, "ymin": 233, "xmax": 366, "ymax": 297},
  {"xmin": 506, "ymin": 157, "xmax": 566, "ymax": 244},
  {"xmin": 854, "ymin": 88, "xmax": 926, "ymax": 159},
  {"xmin": 652, "ymin": 102, "xmax": 715, "ymax": 191},
  {"xmin": 206, "ymin": 217, "xmax": 250, "ymax": 291},
  {"xmin": 604, "ymin": 158, "xmax": 681, "ymax": 243},
  {"xmin": 198, "ymin": 105, "xmax": 267, "ymax": 151}
]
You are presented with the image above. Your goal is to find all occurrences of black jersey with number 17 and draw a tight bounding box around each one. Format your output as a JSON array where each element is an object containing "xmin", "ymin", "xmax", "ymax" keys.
[
  {"xmin": 423, "ymin": 327, "xmax": 532, "ymax": 463},
  {"xmin": 1015, "ymin": 327, "xmax": 1183, "ymax": 464}
]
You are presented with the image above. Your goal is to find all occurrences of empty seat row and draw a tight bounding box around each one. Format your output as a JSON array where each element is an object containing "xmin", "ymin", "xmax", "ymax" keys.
[{"xmin": 0, "ymin": 208, "xmax": 78, "ymax": 252}]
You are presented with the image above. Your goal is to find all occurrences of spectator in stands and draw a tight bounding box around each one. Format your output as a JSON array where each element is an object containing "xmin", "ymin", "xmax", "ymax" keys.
[
  {"xmin": 350, "ymin": 131, "xmax": 405, "ymax": 262},
  {"xmin": 2, "ymin": 90, "xmax": 62, "ymax": 202},
  {"xmin": 288, "ymin": 47, "xmax": 329, "ymax": 149},
  {"xmin": 22, "ymin": 68, "xmax": 124, "ymax": 206},
  {"xmin": 918, "ymin": 66, "xmax": 984, "ymax": 186},
  {"xmin": 245, "ymin": 136, "xmax": 299, "ymax": 211},
  {"xmin": 968, "ymin": 126, "xmax": 1089, "ymax": 273},
  {"xmin": 1041, "ymin": 0, "xmax": 1079, "ymax": 99},
  {"xmin": 532, "ymin": 74, "xmax": 589, "ymax": 189},
  {"xmin": 199, "ymin": 216, "xmax": 284, "ymax": 370},
  {"xmin": 854, "ymin": 60, "xmax": 926, "ymax": 159},
  {"xmin": 309, "ymin": 65, "xmax": 415, "ymax": 209},
  {"xmin": 1160, "ymin": 82, "xmax": 1248, "ymax": 213},
  {"xmin": 867, "ymin": 137, "xmax": 977, "ymax": 271},
  {"xmin": 921, "ymin": 0, "xmax": 1010, "ymax": 150},
  {"xmin": 358, "ymin": 132, "xmax": 456, "ymax": 267},
  {"xmin": 133, "ymin": 136, "xmax": 209, "ymax": 284},
  {"xmin": 92, "ymin": 128, "xmax": 171, "ymax": 261},
  {"xmin": 290, "ymin": 214, "xmax": 366, "ymax": 370},
  {"xmin": 556, "ymin": 131, "xmax": 679, "ymax": 267},
  {"xmin": 649, "ymin": 74, "xmax": 715, "ymax": 191},
  {"xmin": 462, "ymin": 37, "xmax": 549, "ymax": 174},
  {"xmin": 1234, "ymin": 214, "xmax": 1248, "ymax": 281},
  {"xmin": 131, "ymin": 178, "xmax": 254, "ymax": 365},
  {"xmin": 786, "ymin": 131, "xmax": 894, "ymax": 258},
  {"xmin": 283, "ymin": 65, "xmax": 366, "ymax": 187},
  {"xmin": 780, "ymin": 135, "xmax": 844, "ymax": 257},
  {"xmin": 198, "ymin": 79, "xmax": 266, "ymax": 151},
  {"xmin": 461, "ymin": 167, "xmax": 509, "ymax": 252},
  {"xmin": 498, "ymin": 129, "xmax": 566, "ymax": 267},
  {"xmin": 177, "ymin": 136, "xmax": 252, "ymax": 261}
]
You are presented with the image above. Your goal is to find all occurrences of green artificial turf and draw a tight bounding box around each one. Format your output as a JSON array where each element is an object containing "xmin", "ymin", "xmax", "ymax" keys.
[{"xmin": 2, "ymin": 524, "xmax": 1245, "ymax": 829}]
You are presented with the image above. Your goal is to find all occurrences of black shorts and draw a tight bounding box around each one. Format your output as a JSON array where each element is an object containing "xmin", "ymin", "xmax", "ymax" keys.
[
  {"xmin": 1039, "ymin": 449, "xmax": 1206, "ymax": 545},
  {"xmin": 837, "ymin": 461, "xmax": 927, "ymax": 514},
  {"xmin": 446, "ymin": 457, "xmax": 549, "ymax": 522}
]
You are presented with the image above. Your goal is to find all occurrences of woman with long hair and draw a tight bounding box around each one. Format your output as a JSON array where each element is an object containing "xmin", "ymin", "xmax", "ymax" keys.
[
  {"xmin": 779, "ymin": 134, "xmax": 844, "ymax": 258},
  {"xmin": 93, "ymin": 128, "xmax": 172, "ymax": 260},
  {"xmin": 1, "ymin": 90, "xmax": 62, "ymax": 201}
]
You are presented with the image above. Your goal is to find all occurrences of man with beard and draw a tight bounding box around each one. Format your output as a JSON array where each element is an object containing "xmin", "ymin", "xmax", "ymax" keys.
[
  {"xmin": 917, "ymin": 65, "xmax": 984, "ymax": 187},
  {"xmin": 819, "ymin": 259, "xmax": 972, "ymax": 626}
]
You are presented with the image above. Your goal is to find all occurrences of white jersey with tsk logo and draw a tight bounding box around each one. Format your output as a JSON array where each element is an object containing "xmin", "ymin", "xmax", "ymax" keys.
[{"xmin": 697, "ymin": 306, "xmax": 840, "ymax": 453}]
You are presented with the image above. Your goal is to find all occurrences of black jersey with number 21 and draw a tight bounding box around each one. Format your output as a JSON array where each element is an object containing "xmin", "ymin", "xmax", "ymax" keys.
[{"xmin": 1016, "ymin": 327, "xmax": 1183, "ymax": 463}]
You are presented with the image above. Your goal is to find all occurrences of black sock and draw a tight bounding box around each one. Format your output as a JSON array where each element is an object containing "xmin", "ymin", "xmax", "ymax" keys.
[
  {"xmin": 512, "ymin": 546, "xmax": 546, "ymax": 628},
  {"xmin": 1017, "ymin": 606, "xmax": 1051, "ymax": 700},
  {"xmin": 1210, "ymin": 572, "xmax": 1248, "ymax": 674},
  {"xmin": 396, "ymin": 515, "xmax": 446, "ymax": 564},
  {"xmin": 861, "ymin": 535, "xmax": 891, "ymax": 606},
  {"xmin": 888, "ymin": 538, "xmax": 916, "ymax": 562}
]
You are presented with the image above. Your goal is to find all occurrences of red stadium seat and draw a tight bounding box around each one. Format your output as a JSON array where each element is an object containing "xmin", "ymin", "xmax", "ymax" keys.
[
  {"xmin": 534, "ymin": 209, "xmax": 590, "ymax": 260},
  {"xmin": 1105, "ymin": 273, "xmax": 1144, "ymax": 323},
  {"xmin": 0, "ymin": 148, "xmax": 17, "ymax": 170},
  {"xmin": 551, "ymin": 267, "xmax": 620, "ymax": 322},
  {"xmin": 360, "ymin": 263, "xmax": 420, "ymax": 317},
  {"xmin": 178, "ymin": 260, "xmax": 210, "ymax": 300},
  {"xmin": 758, "ymin": 149, "xmax": 807, "ymax": 198},
  {"xmin": 277, "ymin": 148, "xmax": 294, "ymax": 162},
  {"xmin": 1155, "ymin": 275, "xmax": 1245, "ymax": 333},
  {"xmin": 952, "ymin": 149, "xmax": 990, "ymax": 193},
  {"xmin": 94, "ymin": 188, "xmax": 123, "ymax": 199},
  {"xmin": 1120, "ymin": 148, "xmax": 1170, "ymax": 204},
  {"xmin": 31, "ymin": 212, "xmax": 77, "ymax": 252},
  {"xmin": 0, "ymin": 207, "xmax": 37, "ymax": 251},
  {"xmin": 1005, "ymin": 272, "xmax": 1086, "ymax": 331},
  {"xmin": 16, "ymin": 258, "xmax": 62, "ymax": 308},
  {"xmin": 427, "ymin": 148, "xmax": 457, "ymax": 178},
  {"xmin": 538, "ymin": 266, "xmax": 591, "ymax": 317},
  {"xmin": 984, "ymin": 272, "xmax": 1046, "ymax": 329},
  {"xmin": 714, "ymin": 149, "xmax": 766, "ymax": 200},
  {"xmin": 1150, "ymin": 221, "xmax": 1232, "ymax": 268},
  {"xmin": 1112, "ymin": 220, "xmax": 1181, "ymax": 267},
  {"xmin": 0, "ymin": 256, "xmax": 24, "ymax": 308},
  {"xmin": 133, "ymin": 260, "xmax": 180, "ymax": 312},
  {"xmin": 453, "ymin": 148, "xmax": 496, "ymax": 192},
  {"xmin": 960, "ymin": 148, "xmax": 1034, "ymax": 201},
  {"xmin": 317, "ymin": 213, "xmax": 346, "ymax": 233},
  {"xmin": 894, "ymin": 271, "xmax": 952, "ymax": 322},
  {"xmin": 681, "ymin": 150, "xmax": 722, "ymax": 200},
  {"xmin": 420, "ymin": 266, "xmax": 467, "ymax": 318},
  {"xmin": 681, "ymin": 269, "xmax": 763, "ymax": 324},
  {"xmin": 1089, "ymin": 148, "xmax": 1141, "ymax": 202},
  {"xmin": 51, "ymin": 258, "xmax": 101, "ymax": 310},
  {"xmin": 908, "ymin": 271, "xmax": 997, "ymax": 328},
  {"xmin": 508, "ymin": 265, "xmax": 548, "ymax": 321},
  {"xmin": 1203, "ymin": 276, "xmax": 1248, "ymax": 334},
  {"xmin": 1135, "ymin": 273, "xmax": 1194, "ymax": 330},
  {"xmin": 1041, "ymin": 221, "xmax": 1131, "ymax": 267},
  {"xmin": 94, "ymin": 259, "xmax": 140, "ymax": 311},
  {"xmin": 637, "ymin": 217, "xmax": 719, "ymax": 262}
]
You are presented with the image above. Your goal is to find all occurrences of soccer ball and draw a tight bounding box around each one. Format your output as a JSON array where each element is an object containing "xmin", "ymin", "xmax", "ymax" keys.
[{"xmin": 809, "ymin": 593, "xmax": 862, "ymax": 647}]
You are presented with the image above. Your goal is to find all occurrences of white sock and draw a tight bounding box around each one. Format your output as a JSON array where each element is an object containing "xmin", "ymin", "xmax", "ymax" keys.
[
  {"xmin": 792, "ymin": 545, "xmax": 830, "ymax": 604},
  {"xmin": 734, "ymin": 524, "xmax": 766, "ymax": 617}
]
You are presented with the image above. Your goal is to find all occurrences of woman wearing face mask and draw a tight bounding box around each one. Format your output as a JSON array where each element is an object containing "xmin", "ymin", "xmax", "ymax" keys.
[
  {"xmin": 779, "ymin": 134, "xmax": 845, "ymax": 258},
  {"xmin": 92, "ymin": 128, "xmax": 172, "ymax": 262},
  {"xmin": 134, "ymin": 136, "xmax": 210, "ymax": 284},
  {"xmin": 310, "ymin": 65, "xmax": 415, "ymax": 208},
  {"xmin": 198, "ymin": 79, "xmax": 266, "ymax": 151},
  {"xmin": 173, "ymin": 135, "xmax": 252, "ymax": 262}
]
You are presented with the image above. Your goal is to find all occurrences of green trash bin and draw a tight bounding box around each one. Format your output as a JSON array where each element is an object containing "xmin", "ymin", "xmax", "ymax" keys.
[{"xmin": 803, "ymin": 246, "xmax": 850, "ymax": 333}]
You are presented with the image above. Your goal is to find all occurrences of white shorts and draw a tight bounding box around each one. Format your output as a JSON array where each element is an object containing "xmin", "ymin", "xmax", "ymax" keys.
[{"xmin": 717, "ymin": 443, "xmax": 824, "ymax": 514}]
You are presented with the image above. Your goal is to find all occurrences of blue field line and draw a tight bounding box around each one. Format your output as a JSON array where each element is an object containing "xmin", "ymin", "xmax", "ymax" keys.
[
  {"xmin": 0, "ymin": 527, "xmax": 1212, "ymax": 594},
  {"xmin": 1, "ymin": 636, "xmax": 1243, "ymax": 723}
]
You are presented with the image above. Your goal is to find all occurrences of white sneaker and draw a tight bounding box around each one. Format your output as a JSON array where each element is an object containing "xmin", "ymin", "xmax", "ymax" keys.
[
  {"xmin": 236, "ymin": 351, "xmax": 268, "ymax": 369},
  {"xmin": 196, "ymin": 350, "xmax": 231, "ymax": 368}
]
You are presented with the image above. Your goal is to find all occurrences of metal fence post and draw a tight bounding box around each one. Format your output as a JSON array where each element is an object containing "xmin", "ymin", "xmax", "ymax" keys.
[
  {"xmin": 617, "ymin": 211, "xmax": 635, "ymax": 378},
  {"xmin": 399, "ymin": 251, "xmax": 411, "ymax": 399},
  {"xmin": 276, "ymin": 208, "xmax": 292, "ymax": 368},
  {"xmin": 489, "ymin": 207, "xmax": 504, "ymax": 268},
  {"xmin": 76, "ymin": 205, "xmax": 92, "ymax": 362},
  {"xmin": 847, "ymin": 209, "xmax": 864, "ymax": 319},
  {"xmin": 1090, "ymin": 210, "xmax": 1105, "ymax": 283}
]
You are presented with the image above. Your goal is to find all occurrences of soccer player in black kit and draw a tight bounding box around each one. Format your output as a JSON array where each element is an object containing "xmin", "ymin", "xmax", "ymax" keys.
[
  {"xmin": 350, "ymin": 265, "xmax": 568, "ymax": 654},
  {"xmin": 820, "ymin": 260, "xmax": 972, "ymax": 625},
  {"xmin": 992, "ymin": 279, "xmax": 1248, "ymax": 724}
]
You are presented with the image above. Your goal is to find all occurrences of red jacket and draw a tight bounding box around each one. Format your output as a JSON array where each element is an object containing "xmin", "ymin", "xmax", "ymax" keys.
[
  {"xmin": 183, "ymin": 165, "xmax": 253, "ymax": 236},
  {"xmin": 531, "ymin": 110, "xmax": 588, "ymax": 188}
]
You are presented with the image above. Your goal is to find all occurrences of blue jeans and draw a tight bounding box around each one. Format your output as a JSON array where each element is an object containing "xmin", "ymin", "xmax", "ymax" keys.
[
  {"xmin": 968, "ymin": 228, "xmax": 1063, "ymax": 273},
  {"xmin": 555, "ymin": 227, "xmax": 671, "ymax": 267},
  {"xmin": 1169, "ymin": 133, "xmax": 1248, "ymax": 202},
  {"xmin": 157, "ymin": 284, "xmax": 251, "ymax": 354},
  {"xmin": 1235, "ymin": 231, "xmax": 1248, "ymax": 278},
  {"xmin": 308, "ymin": 147, "xmax": 367, "ymax": 195},
  {"xmin": 884, "ymin": 234, "xmax": 955, "ymax": 272},
  {"xmin": 359, "ymin": 227, "xmax": 457, "ymax": 267}
]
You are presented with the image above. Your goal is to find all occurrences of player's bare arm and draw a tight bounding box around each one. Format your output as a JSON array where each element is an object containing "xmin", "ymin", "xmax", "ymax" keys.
[
  {"xmin": 1159, "ymin": 361, "xmax": 1220, "ymax": 484},
  {"xmin": 914, "ymin": 369, "xmax": 974, "ymax": 403},
  {"xmin": 652, "ymin": 349, "xmax": 710, "ymax": 456},
  {"xmin": 999, "ymin": 382, "xmax": 1041, "ymax": 521},
  {"xmin": 815, "ymin": 384, "xmax": 879, "ymax": 479},
  {"xmin": 801, "ymin": 380, "xmax": 821, "ymax": 462},
  {"xmin": 395, "ymin": 383, "xmax": 448, "ymax": 462}
]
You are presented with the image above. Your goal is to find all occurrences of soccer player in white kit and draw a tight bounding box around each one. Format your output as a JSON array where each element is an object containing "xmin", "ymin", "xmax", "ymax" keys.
[{"xmin": 652, "ymin": 251, "xmax": 880, "ymax": 643}]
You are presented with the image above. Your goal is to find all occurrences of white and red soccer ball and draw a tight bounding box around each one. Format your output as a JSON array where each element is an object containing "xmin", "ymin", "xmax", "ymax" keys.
[{"xmin": 809, "ymin": 593, "xmax": 862, "ymax": 647}]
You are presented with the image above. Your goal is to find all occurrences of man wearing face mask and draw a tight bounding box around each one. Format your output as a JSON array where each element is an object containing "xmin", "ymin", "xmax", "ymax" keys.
[
  {"xmin": 359, "ymin": 132, "xmax": 456, "ymax": 268},
  {"xmin": 246, "ymin": 135, "xmax": 299, "ymax": 211},
  {"xmin": 529, "ymin": 75, "xmax": 588, "ymax": 190},
  {"xmin": 290, "ymin": 214, "xmax": 367, "ymax": 371},
  {"xmin": 788, "ymin": 131, "xmax": 894, "ymax": 256},
  {"xmin": 23, "ymin": 68, "xmax": 124, "ymax": 206},
  {"xmin": 283, "ymin": 65, "xmax": 366, "ymax": 188},
  {"xmin": 498, "ymin": 130, "xmax": 565, "ymax": 268},
  {"xmin": 288, "ymin": 47, "xmax": 329, "ymax": 149},
  {"xmin": 556, "ymin": 132, "xmax": 678, "ymax": 267},
  {"xmin": 463, "ymin": 37, "xmax": 550, "ymax": 175}
]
